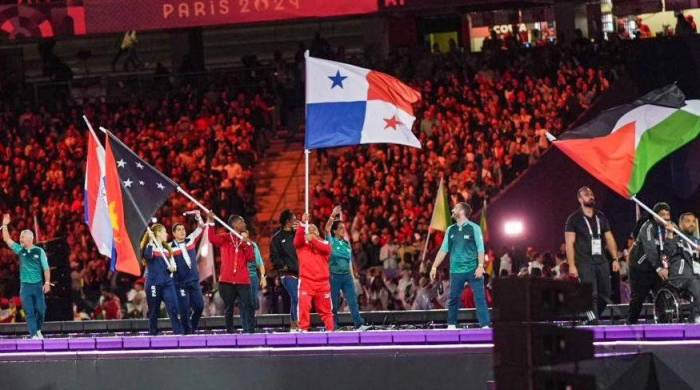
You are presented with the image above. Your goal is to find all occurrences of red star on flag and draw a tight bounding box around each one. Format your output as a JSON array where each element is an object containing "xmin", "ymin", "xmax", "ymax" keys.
[{"xmin": 384, "ymin": 115, "xmax": 402, "ymax": 130}]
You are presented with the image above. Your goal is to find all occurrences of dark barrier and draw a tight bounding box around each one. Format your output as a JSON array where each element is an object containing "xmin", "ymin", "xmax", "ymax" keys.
[{"xmin": 0, "ymin": 348, "xmax": 492, "ymax": 390}]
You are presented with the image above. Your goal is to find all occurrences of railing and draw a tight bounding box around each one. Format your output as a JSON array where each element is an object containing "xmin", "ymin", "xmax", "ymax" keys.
[{"xmin": 25, "ymin": 64, "xmax": 279, "ymax": 104}]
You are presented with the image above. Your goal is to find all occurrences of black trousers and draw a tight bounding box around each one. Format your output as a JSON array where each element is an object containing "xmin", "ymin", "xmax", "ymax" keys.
[
  {"xmin": 578, "ymin": 261, "xmax": 611, "ymax": 318},
  {"xmin": 628, "ymin": 267, "xmax": 660, "ymax": 324},
  {"xmin": 219, "ymin": 282, "xmax": 255, "ymax": 333},
  {"xmin": 669, "ymin": 277, "xmax": 700, "ymax": 319}
]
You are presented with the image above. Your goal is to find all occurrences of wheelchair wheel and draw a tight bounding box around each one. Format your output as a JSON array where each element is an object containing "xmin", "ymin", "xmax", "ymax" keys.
[{"xmin": 654, "ymin": 288, "xmax": 680, "ymax": 323}]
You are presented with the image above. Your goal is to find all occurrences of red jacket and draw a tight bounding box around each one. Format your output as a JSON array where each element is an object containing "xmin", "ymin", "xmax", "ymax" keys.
[
  {"xmin": 294, "ymin": 227, "xmax": 331, "ymax": 283},
  {"xmin": 209, "ymin": 228, "xmax": 255, "ymax": 285}
]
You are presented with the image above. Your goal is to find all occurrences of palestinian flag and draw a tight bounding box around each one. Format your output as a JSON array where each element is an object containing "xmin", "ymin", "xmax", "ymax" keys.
[
  {"xmin": 429, "ymin": 178, "xmax": 452, "ymax": 232},
  {"xmin": 104, "ymin": 131, "xmax": 177, "ymax": 276},
  {"xmin": 553, "ymin": 84, "xmax": 700, "ymax": 198}
]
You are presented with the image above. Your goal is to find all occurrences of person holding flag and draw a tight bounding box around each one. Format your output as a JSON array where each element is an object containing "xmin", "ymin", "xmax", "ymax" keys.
[
  {"xmin": 140, "ymin": 223, "xmax": 183, "ymax": 335},
  {"xmin": 170, "ymin": 212, "xmax": 206, "ymax": 334},
  {"xmin": 206, "ymin": 212, "xmax": 256, "ymax": 334},
  {"xmin": 1, "ymin": 213, "xmax": 51, "ymax": 339},
  {"xmin": 295, "ymin": 213, "xmax": 335, "ymax": 332},
  {"xmin": 324, "ymin": 205, "xmax": 367, "ymax": 330},
  {"xmin": 429, "ymin": 202, "xmax": 491, "ymax": 329}
]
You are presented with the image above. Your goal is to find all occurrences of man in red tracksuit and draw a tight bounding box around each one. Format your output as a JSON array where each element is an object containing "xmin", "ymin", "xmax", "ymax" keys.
[
  {"xmin": 295, "ymin": 216, "xmax": 334, "ymax": 332},
  {"xmin": 207, "ymin": 213, "xmax": 256, "ymax": 333}
]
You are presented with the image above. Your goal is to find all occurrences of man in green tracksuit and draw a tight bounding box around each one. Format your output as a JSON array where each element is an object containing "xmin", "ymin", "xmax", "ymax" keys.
[
  {"xmin": 430, "ymin": 202, "xmax": 490, "ymax": 329},
  {"xmin": 1, "ymin": 213, "xmax": 51, "ymax": 339}
]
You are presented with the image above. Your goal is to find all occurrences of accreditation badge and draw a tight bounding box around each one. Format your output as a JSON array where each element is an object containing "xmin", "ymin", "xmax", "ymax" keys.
[{"xmin": 591, "ymin": 239, "xmax": 602, "ymax": 256}]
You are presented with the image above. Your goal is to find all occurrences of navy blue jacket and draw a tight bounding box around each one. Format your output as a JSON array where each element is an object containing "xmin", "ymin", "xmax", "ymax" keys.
[
  {"xmin": 143, "ymin": 244, "xmax": 175, "ymax": 286},
  {"xmin": 170, "ymin": 226, "xmax": 204, "ymax": 285}
]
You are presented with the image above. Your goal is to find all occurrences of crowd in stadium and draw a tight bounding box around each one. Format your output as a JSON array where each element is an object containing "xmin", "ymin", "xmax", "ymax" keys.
[
  {"xmin": 0, "ymin": 30, "xmax": 631, "ymax": 323},
  {"xmin": 0, "ymin": 72, "xmax": 276, "ymax": 321}
]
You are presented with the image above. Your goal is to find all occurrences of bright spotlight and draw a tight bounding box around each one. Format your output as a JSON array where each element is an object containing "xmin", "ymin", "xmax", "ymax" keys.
[{"xmin": 504, "ymin": 220, "xmax": 524, "ymax": 237}]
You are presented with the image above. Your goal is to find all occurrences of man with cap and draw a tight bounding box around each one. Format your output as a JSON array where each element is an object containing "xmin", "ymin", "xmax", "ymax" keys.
[{"xmin": 565, "ymin": 187, "xmax": 620, "ymax": 324}]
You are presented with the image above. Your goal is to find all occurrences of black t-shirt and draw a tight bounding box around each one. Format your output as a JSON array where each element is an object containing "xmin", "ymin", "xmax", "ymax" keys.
[{"xmin": 565, "ymin": 209, "xmax": 611, "ymax": 264}]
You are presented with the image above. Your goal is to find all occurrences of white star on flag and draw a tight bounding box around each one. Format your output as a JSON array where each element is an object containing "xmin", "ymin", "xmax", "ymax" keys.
[
  {"xmin": 139, "ymin": 180, "xmax": 145, "ymax": 186},
  {"xmin": 123, "ymin": 178, "xmax": 133, "ymax": 188},
  {"xmin": 117, "ymin": 159, "xmax": 126, "ymax": 168},
  {"xmin": 136, "ymin": 162, "xmax": 144, "ymax": 169},
  {"xmin": 156, "ymin": 183, "xmax": 165, "ymax": 190}
]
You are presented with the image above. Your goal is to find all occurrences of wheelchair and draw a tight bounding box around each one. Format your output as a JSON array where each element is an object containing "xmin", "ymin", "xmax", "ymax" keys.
[{"xmin": 653, "ymin": 283, "xmax": 695, "ymax": 323}]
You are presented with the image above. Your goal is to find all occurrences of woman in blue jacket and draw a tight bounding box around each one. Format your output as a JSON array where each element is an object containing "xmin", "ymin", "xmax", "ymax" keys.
[{"xmin": 141, "ymin": 223, "xmax": 183, "ymax": 335}]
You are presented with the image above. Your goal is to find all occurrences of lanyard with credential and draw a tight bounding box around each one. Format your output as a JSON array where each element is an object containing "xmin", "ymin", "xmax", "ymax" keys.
[{"xmin": 582, "ymin": 215, "xmax": 601, "ymax": 238}]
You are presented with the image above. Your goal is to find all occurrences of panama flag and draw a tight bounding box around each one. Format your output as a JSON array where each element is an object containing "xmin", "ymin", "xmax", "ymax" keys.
[
  {"xmin": 84, "ymin": 128, "xmax": 114, "ymax": 259},
  {"xmin": 552, "ymin": 84, "xmax": 700, "ymax": 198},
  {"xmin": 305, "ymin": 52, "xmax": 422, "ymax": 149}
]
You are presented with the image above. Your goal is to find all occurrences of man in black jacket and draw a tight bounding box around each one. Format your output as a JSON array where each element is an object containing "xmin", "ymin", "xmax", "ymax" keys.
[
  {"xmin": 270, "ymin": 209, "xmax": 300, "ymax": 331},
  {"xmin": 664, "ymin": 212, "xmax": 700, "ymax": 322},
  {"xmin": 628, "ymin": 202, "xmax": 672, "ymax": 324}
]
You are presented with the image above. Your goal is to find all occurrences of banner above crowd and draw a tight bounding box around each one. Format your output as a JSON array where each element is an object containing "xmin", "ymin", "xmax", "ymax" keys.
[{"xmin": 0, "ymin": 0, "xmax": 378, "ymax": 39}]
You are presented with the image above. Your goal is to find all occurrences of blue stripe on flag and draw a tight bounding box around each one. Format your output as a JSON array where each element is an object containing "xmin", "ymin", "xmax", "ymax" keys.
[
  {"xmin": 83, "ymin": 189, "xmax": 90, "ymax": 225},
  {"xmin": 110, "ymin": 241, "xmax": 117, "ymax": 272},
  {"xmin": 306, "ymin": 101, "xmax": 366, "ymax": 149}
]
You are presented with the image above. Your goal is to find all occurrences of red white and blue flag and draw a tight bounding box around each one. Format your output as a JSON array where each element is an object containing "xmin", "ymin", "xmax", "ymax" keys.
[
  {"xmin": 104, "ymin": 132, "xmax": 177, "ymax": 276},
  {"xmin": 305, "ymin": 53, "xmax": 422, "ymax": 149},
  {"xmin": 84, "ymin": 128, "xmax": 115, "ymax": 261}
]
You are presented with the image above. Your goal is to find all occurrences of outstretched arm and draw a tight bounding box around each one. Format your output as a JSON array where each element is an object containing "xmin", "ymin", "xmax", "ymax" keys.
[{"xmin": 1, "ymin": 214, "xmax": 16, "ymax": 248}]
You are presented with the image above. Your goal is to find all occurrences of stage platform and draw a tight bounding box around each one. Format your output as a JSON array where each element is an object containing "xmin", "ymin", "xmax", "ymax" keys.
[
  {"xmin": 1, "ymin": 324, "xmax": 700, "ymax": 390},
  {"xmin": 0, "ymin": 323, "xmax": 698, "ymax": 358}
]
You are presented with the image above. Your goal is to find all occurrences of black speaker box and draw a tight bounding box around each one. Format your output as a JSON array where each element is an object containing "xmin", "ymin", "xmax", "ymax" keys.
[
  {"xmin": 493, "ymin": 278, "xmax": 593, "ymax": 321},
  {"xmin": 494, "ymin": 323, "xmax": 594, "ymax": 367}
]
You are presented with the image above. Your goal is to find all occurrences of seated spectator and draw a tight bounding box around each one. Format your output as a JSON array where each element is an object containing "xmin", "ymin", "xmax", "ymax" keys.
[
  {"xmin": 93, "ymin": 287, "xmax": 122, "ymax": 320},
  {"xmin": 126, "ymin": 280, "xmax": 147, "ymax": 319}
]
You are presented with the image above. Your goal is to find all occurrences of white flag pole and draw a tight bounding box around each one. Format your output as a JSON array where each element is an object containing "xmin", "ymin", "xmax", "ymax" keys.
[
  {"xmin": 304, "ymin": 50, "xmax": 311, "ymax": 230},
  {"xmin": 87, "ymin": 118, "xmax": 243, "ymax": 240},
  {"xmin": 547, "ymin": 129, "xmax": 698, "ymax": 250},
  {"xmin": 631, "ymin": 196, "xmax": 698, "ymax": 250},
  {"xmin": 304, "ymin": 149, "xmax": 310, "ymax": 223}
]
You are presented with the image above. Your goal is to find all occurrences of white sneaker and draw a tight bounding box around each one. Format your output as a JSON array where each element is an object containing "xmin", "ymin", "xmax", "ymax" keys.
[
  {"xmin": 694, "ymin": 315, "xmax": 700, "ymax": 324},
  {"xmin": 357, "ymin": 325, "xmax": 371, "ymax": 332},
  {"xmin": 36, "ymin": 331, "xmax": 43, "ymax": 339},
  {"xmin": 446, "ymin": 325, "xmax": 458, "ymax": 330}
]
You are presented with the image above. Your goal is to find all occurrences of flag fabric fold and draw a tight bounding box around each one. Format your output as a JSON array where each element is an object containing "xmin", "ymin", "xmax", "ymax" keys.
[
  {"xmin": 429, "ymin": 178, "xmax": 451, "ymax": 232},
  {"xmin": 305, "ymin": 53, "xmax": 422, "ymax": 149},
  {"xmin": 84, "ymin": 128, "xmax": 114, "ymax": 259},
  {"xmin": 104, "ymin": 132, "xmax": 177, "ymax": 276},
  {"xmin": 553, "ymin": 84, "xmax": 700, "ymax": 198},
  {"xmin": 197, "ymin": 224, "xmax": 215, "ymax": 282}
]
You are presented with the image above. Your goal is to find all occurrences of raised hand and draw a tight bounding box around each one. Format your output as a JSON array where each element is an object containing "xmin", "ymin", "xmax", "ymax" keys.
[{"xmin": 2, "ymin": 214, "xmax": 9, "ymax": 226}]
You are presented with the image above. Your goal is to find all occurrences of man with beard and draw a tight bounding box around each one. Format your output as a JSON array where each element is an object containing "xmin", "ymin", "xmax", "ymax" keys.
[
  {"xmin": 430, "ymin": 202, "xmax": 491, "ymax": 329},
  {"xmin": 565, "ymin": 187, "xmax": 620, "ymax": 324},
  {"xmin": 627, "ymin": 202, "xmax": 672, "ymax": 324},
  {"xmin": 663, "ymin": 212, "xmax": 700, "ymax": 322}
]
